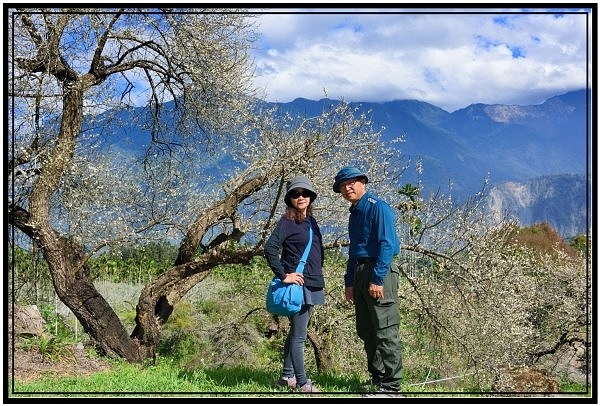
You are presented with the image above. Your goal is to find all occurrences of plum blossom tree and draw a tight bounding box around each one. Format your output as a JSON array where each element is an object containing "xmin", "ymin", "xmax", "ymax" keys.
[{"xmin": 7, "ymin": 7, "xmax": 405, "ymax": 363}]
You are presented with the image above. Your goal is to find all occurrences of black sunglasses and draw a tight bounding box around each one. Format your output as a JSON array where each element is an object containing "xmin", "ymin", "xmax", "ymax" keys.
[{"xmin": 289, "ymin": 190, "xmax": 312, "ymax": 199}]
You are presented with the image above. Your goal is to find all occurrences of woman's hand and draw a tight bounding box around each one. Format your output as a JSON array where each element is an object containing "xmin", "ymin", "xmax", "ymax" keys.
[
  {"xmin": 345, "ymin": 287, "xmax": 354, "ymax": 304},
  {"xmin": 283, "ymin": 272, "xmax": 305, "ymax": 285}
]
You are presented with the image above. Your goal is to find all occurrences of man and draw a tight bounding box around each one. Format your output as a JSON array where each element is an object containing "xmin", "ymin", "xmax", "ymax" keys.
[{"xmin": 333, "ymin": 166, "xmax": 402, "ymax": 395}]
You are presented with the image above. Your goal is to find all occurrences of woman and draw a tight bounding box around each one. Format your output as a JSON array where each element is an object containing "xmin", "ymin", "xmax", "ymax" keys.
[{"xmin": 264, "ymin": 175, "xmax": 325, "ymax": 393}]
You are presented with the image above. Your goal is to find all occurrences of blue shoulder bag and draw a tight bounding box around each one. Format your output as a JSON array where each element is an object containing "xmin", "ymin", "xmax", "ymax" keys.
[{"xmin": 266, "ymin": 219, "xmax": 313, "ymax": 317}]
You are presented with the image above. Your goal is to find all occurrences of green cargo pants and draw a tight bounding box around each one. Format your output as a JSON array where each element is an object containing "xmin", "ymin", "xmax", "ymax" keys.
[{"xmin": 353, "ymin": 261, "xmax": 402, "ymax": 391}]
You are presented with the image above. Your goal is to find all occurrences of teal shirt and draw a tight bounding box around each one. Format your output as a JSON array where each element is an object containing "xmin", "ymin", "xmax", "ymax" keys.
[{"xmin": 345, "ymin": 191, "xmax": 400, "ymax": 287}]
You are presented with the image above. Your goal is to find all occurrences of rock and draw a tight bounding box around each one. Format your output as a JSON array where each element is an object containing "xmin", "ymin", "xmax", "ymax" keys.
[{"xmin": 9, "ymin": 304, "xmax": 46, "ymax": 337}]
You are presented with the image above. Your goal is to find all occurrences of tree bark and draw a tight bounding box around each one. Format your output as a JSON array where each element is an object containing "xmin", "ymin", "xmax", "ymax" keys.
[{"xmin": 307, "ymin": 329, "xmax": 334, "ymax": 373}]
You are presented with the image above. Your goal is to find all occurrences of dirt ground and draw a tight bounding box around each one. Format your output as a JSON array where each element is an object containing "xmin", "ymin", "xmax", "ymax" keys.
[{"xmin": 8, "ymin": 338, "xmax": 113, "ymax": 384}]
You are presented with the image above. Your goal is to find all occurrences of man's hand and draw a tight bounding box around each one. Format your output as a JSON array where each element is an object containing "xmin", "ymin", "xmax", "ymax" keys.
[
  {"xmin": 345, "ymin": 286, "xmax": 354, "ymax": 304},
  {"xmin": 368, "ymin": 283, "xmax": 384, "ymax": 299}
]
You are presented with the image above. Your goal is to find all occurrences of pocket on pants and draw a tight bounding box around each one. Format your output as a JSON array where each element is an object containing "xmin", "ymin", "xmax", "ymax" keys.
[
  {"xmin": 374, "ymin": 267, "xmax": 400, "ymax": 328},
  {"xmin": 374, "ymin": 298, "xmax": 400, "ymax": 328},
  {"xmin": 383, "ymin": 268, "xmax": 399, "ymax": 299}
]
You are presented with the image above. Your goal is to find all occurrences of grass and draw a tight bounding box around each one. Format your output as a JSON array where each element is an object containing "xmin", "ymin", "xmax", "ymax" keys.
[
  {"xmin": 10, "ymin": 272, "xmax": 593, "ymax": 400},
  {"xmin": 9, "ymin": 356, "xmax": 368, "ymax": 398},
  {"xmin": 8, "ymin": 355, "xmax": 591, "ymax": 399}
]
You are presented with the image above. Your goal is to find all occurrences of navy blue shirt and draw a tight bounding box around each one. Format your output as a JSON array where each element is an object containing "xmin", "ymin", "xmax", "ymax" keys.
[
  {"xmin": 345, "ymin": 191, "xmax": 400, "ymax": 287},
  {"xmin": 264, "ymin": 216, "xmax": 325, "ymax": 289}
]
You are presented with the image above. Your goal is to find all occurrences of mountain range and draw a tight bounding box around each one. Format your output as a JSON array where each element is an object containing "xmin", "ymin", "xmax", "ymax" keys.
[
  {"xmin": 271, "ymin": 90, "xmax": 591, "ymax": 237},
  {"xmin": 96, "ymin": 89, "xmax": 591, "ymax": 238},
  {"xmin": 276, "ymin": 90, "xmax": 589, "ymax": 195}
]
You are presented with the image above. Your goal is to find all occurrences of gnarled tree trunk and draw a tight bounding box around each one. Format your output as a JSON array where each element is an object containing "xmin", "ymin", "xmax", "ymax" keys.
[
  {"xmin": 307, "ymin": 329, "xmax": 334, "ymax": 373},
  {"xmin": 11, "ymin": 79, "xmax": 145, "ymax": 362}
]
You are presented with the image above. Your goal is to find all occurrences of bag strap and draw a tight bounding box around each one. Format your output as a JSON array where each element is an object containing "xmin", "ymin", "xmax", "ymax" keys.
[{"xmin": 295, "ymin": 218, "xmax": 313, "ymax": 274}]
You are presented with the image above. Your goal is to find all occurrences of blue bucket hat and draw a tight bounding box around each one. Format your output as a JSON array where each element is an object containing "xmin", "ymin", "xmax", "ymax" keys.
[{"xmin": 333, "ymin": 166, "xmax": 369, "ymax": 193}]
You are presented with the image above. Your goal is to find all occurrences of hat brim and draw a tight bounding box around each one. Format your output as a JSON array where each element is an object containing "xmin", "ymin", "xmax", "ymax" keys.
[{"xmin": 333, "ymin": 175, "xmax": 368, "ymax": 193}]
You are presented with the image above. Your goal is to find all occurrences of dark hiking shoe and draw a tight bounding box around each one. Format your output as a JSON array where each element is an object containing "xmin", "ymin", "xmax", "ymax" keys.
[
  {"xmin": 363, "ymin": 387, "xmax": 403, "ymax": 398},
  {"xmin": 361, "ymin": 377, "xmax": 381, "ymax": 391}
]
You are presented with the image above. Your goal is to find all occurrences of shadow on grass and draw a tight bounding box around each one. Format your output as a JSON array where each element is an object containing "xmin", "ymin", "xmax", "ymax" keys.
[
  {"xmin": 181, "ymin": 365, "xmax": 366, "ymax": 394},
  {"xmin": 203, "ymin": 366, "xmax": 280, "ymax": 389}
]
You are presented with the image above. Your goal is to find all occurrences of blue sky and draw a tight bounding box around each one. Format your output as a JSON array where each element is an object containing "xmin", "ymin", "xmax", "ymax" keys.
[{"xmin": 249, "ymin": 7, "xmax": 592, "ymax": 112}]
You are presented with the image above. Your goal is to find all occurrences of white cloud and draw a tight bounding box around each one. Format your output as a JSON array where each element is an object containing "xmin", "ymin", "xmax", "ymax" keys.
[{"xmin": 251, "ymin": 9, "xmax": 591, "ymax": 111}]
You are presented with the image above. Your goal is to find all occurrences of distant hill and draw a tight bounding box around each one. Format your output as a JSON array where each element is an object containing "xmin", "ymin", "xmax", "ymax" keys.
[{"xmin": 488, "ymin": 174, "xmax": 590, "ymax": 238}]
